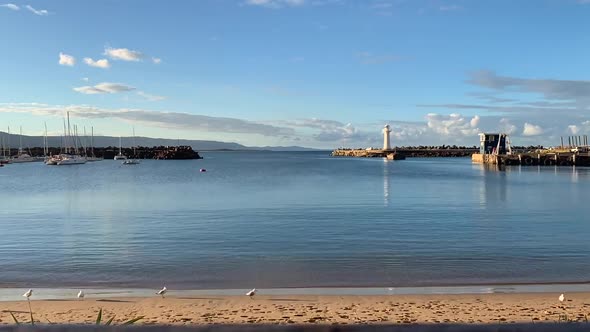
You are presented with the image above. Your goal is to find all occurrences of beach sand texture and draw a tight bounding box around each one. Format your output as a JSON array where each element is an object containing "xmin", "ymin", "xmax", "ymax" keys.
[{"xmin": 0, "ymin": 293, "xmax": 589, "ymax": 325}]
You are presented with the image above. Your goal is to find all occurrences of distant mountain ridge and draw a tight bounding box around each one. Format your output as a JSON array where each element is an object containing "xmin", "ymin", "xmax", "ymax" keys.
[{"xmin": 0, "ymin": 132, "xmax": 319, "ymax": 151}]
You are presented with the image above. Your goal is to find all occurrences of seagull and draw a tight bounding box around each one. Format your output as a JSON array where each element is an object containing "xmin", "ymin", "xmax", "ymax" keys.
[
  {"xmin": 559, "ymin": 293, "xmax": 565, "ymax": 302},
  {"xmin": 23, "ymin": 289, "xmax": 33, "ymax": 299},
  {"xmin": 77, "ymin": 290, "xmax": 85, "ymax": 300},
  {"xmin": 246, "ymin": 288, "xmax": 256, "ymax": 299},
  {"xmin": 157, "ymin": 286, "xmax": 167, "ymax": 298}
]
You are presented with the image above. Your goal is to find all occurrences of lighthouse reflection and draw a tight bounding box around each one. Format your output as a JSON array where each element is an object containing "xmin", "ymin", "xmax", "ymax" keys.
[{"xmin": 383, "ymin": 158, "xmax": 391, "ymax": 206}]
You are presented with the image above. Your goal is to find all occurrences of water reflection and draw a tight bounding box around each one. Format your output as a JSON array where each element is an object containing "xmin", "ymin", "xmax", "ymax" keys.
[
  {"xmin": 383, "ymin": 159, "xmax": 390, "ymax": 206},
  {"xmin": 475, "ymin": 163, "xmax": 507, "ymax": 208}
]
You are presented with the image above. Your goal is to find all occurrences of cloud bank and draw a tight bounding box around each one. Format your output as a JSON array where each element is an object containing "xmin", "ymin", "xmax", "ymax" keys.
[
  {"xmin": 73, "ymin": 83, "xmax": 135, "ymax": 95},
  {"xmin": 0, "ymin": 103, "xmax": 294, "ymax": 137}
]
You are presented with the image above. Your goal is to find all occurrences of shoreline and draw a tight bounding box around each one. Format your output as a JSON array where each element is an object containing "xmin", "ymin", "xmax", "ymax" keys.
[
  {"xmin": 1, "ymin": 292, "xmax": 588, "ymax": 325},
  {"xmin": 1, "ymin": 283, "xmax": 590, "ymax": 302}
]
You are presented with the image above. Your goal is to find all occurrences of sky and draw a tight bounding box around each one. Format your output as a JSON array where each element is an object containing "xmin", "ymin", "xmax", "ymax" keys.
[{"xmin": 1, "ymin": 0, "xmax": 589, "ymax": 148}]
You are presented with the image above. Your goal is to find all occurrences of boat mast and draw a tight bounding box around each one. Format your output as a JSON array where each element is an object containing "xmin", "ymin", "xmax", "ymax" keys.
[
  {"xmin": 6, "ymin": 126, "xmax": 10, "ymax": 157},
  {"xmin": 44, "ymin": 122, "xmax": 48, "ymax": 157},
  {"xmin": 119, "ymin": 136, "xmax": 122, "ymax": 155},
  {"xmin": 67, "ymin": 112, "xmax": 72, "ymax": 154},
  {"xmin": 132, "ymin": 127, "xmax": 136, "ymax": 158},
  {"xmin": 62, "ymin": 117, "xmax": 67, "ymax": 154},
  {"xmin": 91, "ymin": 126, "xmax": 95, "ymax": 157},
  {"xmin": 19, "ymin": 126, "xmax": 23, "ymax": 156}
]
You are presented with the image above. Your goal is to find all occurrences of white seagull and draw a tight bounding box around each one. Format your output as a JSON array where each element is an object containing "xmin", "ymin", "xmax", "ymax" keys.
[
  {"xmin": 23, "ymin": 289, "xmax": 33, "ymax": 299},
  {"xmin": 246, "ymin": 288, "xmax": 256, "ymax": 299},
  {"xmin": 77, "ymin": 290, "xmax": 85, "ymax": 300},
  {"xmin": 559, "ymin": 293, "xmax": 565, "ymax": 302},
  {"xmin": 157, "ymin": 286, "xmax": 167, "ymax": 298}
]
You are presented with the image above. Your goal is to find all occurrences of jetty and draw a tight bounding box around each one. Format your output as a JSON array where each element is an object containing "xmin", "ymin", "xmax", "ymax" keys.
[
  {"xmin": 472, "ymin": 133, "xmax": 590, "ymax": 166},
  {"xmin": 331, "ymin": 149, "xmax": 406, "ymax": 160},
  {"xmin": 331, "ymin": 124, "xmax": 477, "ymax": 159}
]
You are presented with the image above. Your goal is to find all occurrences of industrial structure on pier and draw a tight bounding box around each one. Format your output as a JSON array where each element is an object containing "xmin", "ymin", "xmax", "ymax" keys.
[{"xmin": 472, "ymin": 133, "xmax": 590, "ymax": 166}]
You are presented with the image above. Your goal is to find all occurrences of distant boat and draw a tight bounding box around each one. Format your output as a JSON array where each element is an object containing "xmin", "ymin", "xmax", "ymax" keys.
[
  {"xmin": 47, "ymin": 112, "xmax": 87, "ymax": 166},
  {"xmin": 11, "ymin": 126, "xmax": 43, "ymax": 163},
  {"xmin": 86, "ymin": 126, "xmax": 103, "ymax": 162},
  {"xmin": 122, "ymin": 159, "xmax": 140, "ymax": 165},
  {"xmin": 122, "ymin": 128, "xmax": 140, "ymax": 165},
  {"xmin": 0, "ymin": 129, "xmax": 9, "ymax": 164},
  {"xmin": 56, "ymin": 154, "xmax": 87, "ymax": 165},
  {"xmin": 114, "ymin": 136, "xmax": 127, "ymax": 160}
]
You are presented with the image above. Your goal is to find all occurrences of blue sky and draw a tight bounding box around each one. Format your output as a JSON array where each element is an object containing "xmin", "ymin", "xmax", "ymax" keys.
[{"xmin": 1, "ymin": 0, "xmax": 590, "ymax": 148}]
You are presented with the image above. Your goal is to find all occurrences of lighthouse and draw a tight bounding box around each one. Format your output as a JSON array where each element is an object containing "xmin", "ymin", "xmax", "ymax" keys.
[{"xmin": 382, "ymin": 124, "xmax": 392, "ymax": 150}]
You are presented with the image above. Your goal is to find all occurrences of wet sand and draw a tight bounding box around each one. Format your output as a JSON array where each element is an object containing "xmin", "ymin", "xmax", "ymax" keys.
[{"xmin": 0, "ymin": 293, "xmax": 588, "ymax": 325}]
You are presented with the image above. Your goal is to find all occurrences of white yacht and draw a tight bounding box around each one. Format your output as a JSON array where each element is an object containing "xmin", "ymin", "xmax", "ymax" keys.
[
  {"xmin": 47, "ymin": 112, "xmax": 87, "ymax": 166},
  {"xmin": 114, "ymin": 136, "xmax": 127, "ymax": 160},
  {"xmin": 10, "ymin": 127, "xmax": 42, "ymax": 163},
  {"xmin": 122, "ymin": 129, "xmax": 140, "ymax": 165},
  {"xmin": 56, "ymin": 154, "xmax": 87, "ymax": 165},
  {"xmin": 11, "ymin": 152, "xmax": 40, "ymax": 163}
]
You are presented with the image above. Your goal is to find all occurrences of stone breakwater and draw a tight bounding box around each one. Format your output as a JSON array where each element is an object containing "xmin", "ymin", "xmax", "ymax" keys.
[{"xmin": 331, "ymin": 148, "xmax": 478, "ymax": 159}]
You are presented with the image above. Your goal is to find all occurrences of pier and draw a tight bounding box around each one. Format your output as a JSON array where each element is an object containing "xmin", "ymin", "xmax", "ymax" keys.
[{"xmin": 472, "ymin": 133, "xmax": 590, "ymax": 166}]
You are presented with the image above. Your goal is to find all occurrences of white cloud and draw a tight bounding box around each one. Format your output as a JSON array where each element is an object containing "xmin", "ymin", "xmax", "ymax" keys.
[
  {"xmin": 152, "ymin": 57, "xmax": 162, "ymax": 64},
  {"xmin": 73, "ymin": 82, "xmax": 135, "ymax": 95},
  {"xmin": 58, "ymin": 53, "xmax": 76, "ymax": 66},
  {"xmin": 137, "ymin": 91, "xmax": 166, "ymax": 102},
  {"xmin": 283, "ymin": 118, "xmax": 369, "ymax": 142},
  {"xmin": 0, "ymin": 3, "xmax": 19, "ymax": 10},
  {"xmin": 498, "ymin": 118, "xmax": 517, "ymax": 135},
  {"xmin": 425, "ymin": 113, "xmax": 480, "ymax": 136},
  {"xmin": 522, "ymin": 122, "xmax": 544, "ymax": 136},
  {"xmin": 104, "ymin": 47, "xmax": 144, "ymax": 61},
  {"xmin": 82, "ymin": 77, "xmax": 89, "ymax": 82},
  {"xmin": 83, "ymin": 57, "xmax": 110, "ymax": 69},
  {"xmin": 25, "ymin": 5, "xmax": 49, "ymax": 15},
  {"xmin": 568, "ymin": 125, "xmax": 580, "ymax": 135},
  {"xmin": 0, "ymin": 102, "xmax": 294, "ymax": 137}
]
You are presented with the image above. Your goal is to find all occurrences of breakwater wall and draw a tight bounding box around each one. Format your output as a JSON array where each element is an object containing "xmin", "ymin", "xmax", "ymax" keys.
[
  {"xmin": 332, "ymin": 148, "xmax": 477, "ymax": 159},
  {"xmin": 472, "ymin": 152, "xmax": 590, "ymax": 166}
]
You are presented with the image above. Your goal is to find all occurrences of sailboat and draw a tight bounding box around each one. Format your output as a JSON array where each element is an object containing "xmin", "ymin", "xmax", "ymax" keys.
[
  {"xmin": 0, "ymin": 131, "xmax": 9, "ymax": 164},
  {"xmin": 10, "ymin": 126, "xmax": 42, "ymax": 163},
  {"xmin": 114, "ymin": 136, "xmax": 127, "ymax": 160},
  {"xmin": 122, "ymin": 128, "xmax": 140, "ymax": 165},
  {"xmin": 47, "ymin": 112, "xmax": 87, "ymax": 165},
  {"xmin": 86, "ymin": 126, "xmax": 103, "ymax": 162}
]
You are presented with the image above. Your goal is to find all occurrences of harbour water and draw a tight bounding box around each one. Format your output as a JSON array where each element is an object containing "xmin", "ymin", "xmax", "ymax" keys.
[{"xmin": 1, "ymin": 151, "xmax": 589, "ymax": 290}]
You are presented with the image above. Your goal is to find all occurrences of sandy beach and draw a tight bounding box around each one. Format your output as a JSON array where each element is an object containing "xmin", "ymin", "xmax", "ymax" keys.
[{"xmin": 0, "ymin": 292, "xmax": 588, "ymax": 325}]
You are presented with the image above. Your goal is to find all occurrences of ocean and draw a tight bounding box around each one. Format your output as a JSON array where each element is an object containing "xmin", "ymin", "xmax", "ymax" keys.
[{"xmin": 1, "ymin": 151, "xmax": 589, "ymax": 290}]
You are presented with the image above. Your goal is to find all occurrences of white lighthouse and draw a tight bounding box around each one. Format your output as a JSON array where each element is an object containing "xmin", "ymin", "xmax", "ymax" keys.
[{"xmin": 382, "ymin": 124, "xmax": 392, "ymax": 150}]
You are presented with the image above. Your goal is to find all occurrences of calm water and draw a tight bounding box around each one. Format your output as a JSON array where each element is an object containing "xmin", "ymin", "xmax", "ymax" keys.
[{"xmin": 1, "ymin": 151, "xmax": 589, "ymax": 289}]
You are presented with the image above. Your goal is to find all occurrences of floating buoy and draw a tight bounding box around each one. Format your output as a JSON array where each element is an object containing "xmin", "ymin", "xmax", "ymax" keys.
[{"xmin": 199, "ymin": 168, "xmax": 206, "ymax": 172}]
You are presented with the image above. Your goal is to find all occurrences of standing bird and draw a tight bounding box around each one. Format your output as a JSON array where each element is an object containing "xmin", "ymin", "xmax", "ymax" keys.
[
  {"xmin": 246, "ymin": 288, "xmax": 256, "ymax": 299},
  {"xmin": 23, "ymin": 289, "xmax": 33, "ymax": 299},
  {"xmin": 77, "ymin": 290, "xmax": 85, "ymax": 300},
  {"xmin": 559, "ymin": 293, "xmax": 565, "ymax": 302},
  {"xmin": 157, "ymin": 286, "xmax": 167, "ymax": 298}
]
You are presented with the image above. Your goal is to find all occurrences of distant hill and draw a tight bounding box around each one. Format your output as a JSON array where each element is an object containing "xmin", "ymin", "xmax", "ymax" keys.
[{"xmin": 0, "ymin": 132, "xmax": 318, "ymax": 151}]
